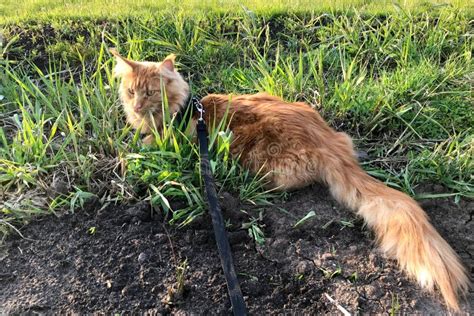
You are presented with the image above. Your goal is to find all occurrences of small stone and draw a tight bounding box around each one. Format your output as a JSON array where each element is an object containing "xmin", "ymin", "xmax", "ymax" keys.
[
  {"xmin": 138, "ymin": 252, "xmax": 148, "ymax": 264},
  {"xmin": 296, "ymin": 261, "xmax": 312, "ymax": 274},
  {"xmin": 356, "ymin": 150, "xmax": 369, "ymax": 161},
  {"xmin": 321, "ymin": 252, "xmax": 334, "ymax": 260},
  {"xmin": 365, "ymin": 284, "xmax": 384, "ymax": 299},
  {"xmin": 154, "ymin": 233, "xmax": 167, "ymax": 243}
]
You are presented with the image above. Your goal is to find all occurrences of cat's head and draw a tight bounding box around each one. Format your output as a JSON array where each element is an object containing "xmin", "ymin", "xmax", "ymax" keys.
[{"xmin": 110, "ymin": 49, "xmax": 189, "ymax": 116}]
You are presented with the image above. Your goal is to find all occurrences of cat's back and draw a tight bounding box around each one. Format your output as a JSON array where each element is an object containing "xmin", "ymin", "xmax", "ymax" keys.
[
  {"xmin": 201, "ymin": 92, "xmax": 339, "ymax": 171},
  {"xmin": 201, "ymin": 92, "xmax": 327, "ymax": 128}
]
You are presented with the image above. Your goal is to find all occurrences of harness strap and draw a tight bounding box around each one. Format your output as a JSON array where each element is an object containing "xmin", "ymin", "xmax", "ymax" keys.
[
  {"xmin": 174, "ymin": 95, "xmax": 199, "ymax": 129},
  {"xmin": 196, "ymin": 114, "xmax": 247, "ymax": 316}
]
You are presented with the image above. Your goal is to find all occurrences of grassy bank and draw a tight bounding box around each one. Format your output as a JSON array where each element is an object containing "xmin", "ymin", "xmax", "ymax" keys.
[
  {"xmin": 0, "ymin": 6, "xmax": 473, "ymax": 239},
  {"xmin": 1, "ymin": 0, "xmax": 472, "ymax": 23}
]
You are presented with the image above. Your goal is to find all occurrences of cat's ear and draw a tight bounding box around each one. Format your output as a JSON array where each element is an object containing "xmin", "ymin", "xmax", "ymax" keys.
[
  {"xmin": 110, "ymin": 48, "xmax": 139, "ymax": 77},
  {"xmin": 160, "ymin": 54, "xmax": 176, "ymax": 72}
]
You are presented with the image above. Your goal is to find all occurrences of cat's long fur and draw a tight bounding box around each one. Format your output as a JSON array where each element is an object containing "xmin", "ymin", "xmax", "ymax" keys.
[{"xmin": 111, "ymin": 50, "xmax": 469, "ymax": 311}]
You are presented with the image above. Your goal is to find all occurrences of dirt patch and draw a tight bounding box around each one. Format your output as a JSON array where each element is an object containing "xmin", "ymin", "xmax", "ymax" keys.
[{"xmin": 1, "ymin": 184, "xmax": 473, "ymax": 314}]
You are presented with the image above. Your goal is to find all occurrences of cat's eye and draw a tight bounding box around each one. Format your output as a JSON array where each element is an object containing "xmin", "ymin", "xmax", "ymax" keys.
[
  {"xmin": 146, "ymin": 90, "xmax": 157, "ymax": 97},
  {"xmin": 128, "ymin": 88, "xmax": 135, "ymax": 95}
]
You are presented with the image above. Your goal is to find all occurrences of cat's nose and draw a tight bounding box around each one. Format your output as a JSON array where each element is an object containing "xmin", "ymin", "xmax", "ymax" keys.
[{"xmin": 134, "ymin": 104, "xmax": 143, "ymax": 112}]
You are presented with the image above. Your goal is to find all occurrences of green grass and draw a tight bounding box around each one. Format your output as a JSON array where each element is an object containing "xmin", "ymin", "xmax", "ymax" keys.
[
  {"xmin": 1, "ymin": 0, "xmax": 472, "ymax": 23},
  {"xmin": 0, "ymin": 4, "xmax": 473, "ymax": 239}
]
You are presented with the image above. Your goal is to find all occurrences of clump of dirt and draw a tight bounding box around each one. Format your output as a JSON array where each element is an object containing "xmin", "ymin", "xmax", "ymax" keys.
[{"xmin": 1, "ymin": 184, "xmax": 472, "ymax": 314}]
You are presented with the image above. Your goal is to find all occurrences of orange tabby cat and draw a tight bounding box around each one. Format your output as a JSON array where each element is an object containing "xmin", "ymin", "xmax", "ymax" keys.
[
  {"xmin": 111, "ymin": 50, "xmax": 469, "ymax": 311},
  {"xmin": 111, "ymin": 49, "xmax": 189, "ymax": 144}
]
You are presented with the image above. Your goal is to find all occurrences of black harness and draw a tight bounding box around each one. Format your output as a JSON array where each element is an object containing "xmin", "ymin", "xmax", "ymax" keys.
[
  {"xmin": 176, "ymin": 96, "xmax": 247, "ymax": 315},
  {"xmin": 174, "ymin": 95, "xmax": 202, "ymax": 128}
]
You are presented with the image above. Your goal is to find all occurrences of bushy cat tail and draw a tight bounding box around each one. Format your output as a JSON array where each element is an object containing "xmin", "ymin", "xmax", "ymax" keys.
[{"xmin": 324, "ymin": 158, "xmax": 469, "ymax": 311}]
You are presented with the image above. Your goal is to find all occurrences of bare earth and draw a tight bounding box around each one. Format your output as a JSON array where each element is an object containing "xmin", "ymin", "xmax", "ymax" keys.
[{"xmin": 1, "ymin": 184, "xmax": 473, "ymax": 314}]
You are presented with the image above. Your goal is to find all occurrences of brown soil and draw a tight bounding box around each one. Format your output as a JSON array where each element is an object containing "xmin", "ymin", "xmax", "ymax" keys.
[{"xmin": 1, "ymin": 184, "xmax": 473, "ymax": 314}]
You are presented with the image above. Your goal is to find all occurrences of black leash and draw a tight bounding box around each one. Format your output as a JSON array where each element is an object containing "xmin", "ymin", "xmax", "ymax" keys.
[{"xmin": 193, "ymin": 98, "xmax": 248, "ymax": 316}]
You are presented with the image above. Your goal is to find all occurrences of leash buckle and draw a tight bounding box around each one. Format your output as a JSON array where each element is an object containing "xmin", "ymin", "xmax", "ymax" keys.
[{"xmin": 192, "ymin": 97, "xmax": 204, "ymax": 121}]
